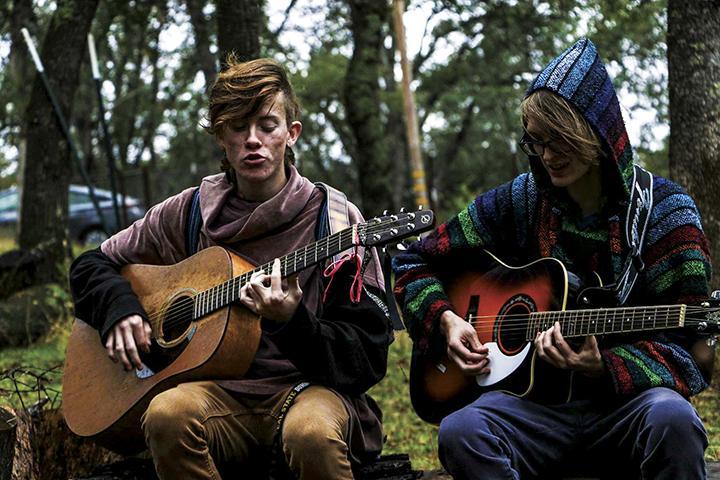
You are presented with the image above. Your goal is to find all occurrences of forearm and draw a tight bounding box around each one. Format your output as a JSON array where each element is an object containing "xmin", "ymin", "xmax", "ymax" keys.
[
  {"xmin": 601, "ymin": 339, "xmax": 708, "ymax": 398},
  {"xmin": 69, "ymin": 248, "xmax": 147, "ymax": 340},
  {"xmin": 267, "ymin": 283, "xmax": 392, "ymax": 395}
]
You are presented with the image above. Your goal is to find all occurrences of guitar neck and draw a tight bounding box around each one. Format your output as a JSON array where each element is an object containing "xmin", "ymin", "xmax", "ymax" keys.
[
  {"xmin": 193, "ymin": 226, "xmax": 358, "ymax": 318},
  {"xmin": 526, "ymin": 304, "xmax": 687, "ymax": 340}
]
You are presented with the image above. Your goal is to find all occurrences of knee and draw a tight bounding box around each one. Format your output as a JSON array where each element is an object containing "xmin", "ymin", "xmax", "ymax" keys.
[
  {"xmin": 643, "ymin": 389, "xmax": 704, "ymax": 436},
  {"xmin": 640, "ymin": 389, "xmax": 706, "ymax": 453},
  {"xmin": 439, "ymin": 407, "xmax": 494, "ymax": 453},
  {"xmin": 142, "ymin": 388, "xmax": 203, "ymax": 441},
  {"xmin": 282, "ymin": 414, "xmax": 346, "ymax": 458}
]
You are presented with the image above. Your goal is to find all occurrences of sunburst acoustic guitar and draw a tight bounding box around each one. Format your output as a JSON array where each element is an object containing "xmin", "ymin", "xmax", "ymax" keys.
[{"xmin": 410, "ymin": 250, "xmax": 720, "ymax": 424}]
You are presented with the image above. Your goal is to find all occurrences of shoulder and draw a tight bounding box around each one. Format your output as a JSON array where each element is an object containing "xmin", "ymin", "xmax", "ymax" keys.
[
  {"xmin": 649, "ymin": 175, "xmax": 702, "ymax": 224},
  {"xmin": 144, "ymin": 186, "xmax": 198, "ymax": 222},
  {"xmin": 651, "ymin": 175, "xmax": 696, "ymax": 204},
  {"xmin": 469, "ymin": 173, "xmax": 538, "ymax": 212}
]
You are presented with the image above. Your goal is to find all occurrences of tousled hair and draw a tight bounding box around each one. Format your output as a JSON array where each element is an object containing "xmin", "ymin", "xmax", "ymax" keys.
[{"xmin": 204, "ymin": 55, "xmax": 301, "ymax": 173}]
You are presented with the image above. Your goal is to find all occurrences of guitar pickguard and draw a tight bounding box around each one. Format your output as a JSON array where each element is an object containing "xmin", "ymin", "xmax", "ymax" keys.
[{"xmin": 475, "ymin": 342, "xmax": 531, "ymax": 387}]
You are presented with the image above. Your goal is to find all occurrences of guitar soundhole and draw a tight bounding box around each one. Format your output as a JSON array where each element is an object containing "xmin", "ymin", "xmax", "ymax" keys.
[
  {"xmin": 162, "ymin": 295, "xmax": 195, "ymax": 342},
  {"xmin": 496, "ymin": 296, "xmax": 534, "ymax": 356}
]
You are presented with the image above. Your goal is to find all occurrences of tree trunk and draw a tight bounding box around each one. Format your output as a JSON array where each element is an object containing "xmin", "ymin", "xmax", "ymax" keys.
[
  {"xmin": 344, "ymin": 0, "xmax": 391, "ymax": 216},
  {"xmin": 185, "ymin": 0, "xmax": 217, "ymax": 90},
  {"xmin": 385, "ymin": 8, "xmax": 407, "ymax": 212},
  {"xmin": 667, "ymin": 0, "xmax": 720, "ymax": 289},
  {"xmin": 18, "ymin": 0, "xmax": 100, "ymax": 283},
  {"xmin": 216, "ymin": 0, "xmax": 261, "ymax": 67}
]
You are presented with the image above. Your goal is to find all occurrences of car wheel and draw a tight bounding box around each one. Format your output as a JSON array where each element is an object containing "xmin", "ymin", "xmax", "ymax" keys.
[{"xmin": 80, "ymin": 228, "xmax": 109, "ymax": 246}]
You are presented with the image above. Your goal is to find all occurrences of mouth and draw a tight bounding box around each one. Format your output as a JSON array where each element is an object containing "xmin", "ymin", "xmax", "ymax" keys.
[
  {"xmin": 243, "ymin": 154, "xmax": 266, "ymax": 164},
  {"xmin": 545, "ymin": 161, "xmax": 569, "ymax": 172}
]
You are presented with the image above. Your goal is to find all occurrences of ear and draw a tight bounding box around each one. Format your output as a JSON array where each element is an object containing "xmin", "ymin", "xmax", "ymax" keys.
[
  {"xmin": 216, "ymin": 133, "xmax": 226, "ymax": 150},
  {"xmin": 286, "ymin": 121, "xmax": 302, "ymax": 147}
]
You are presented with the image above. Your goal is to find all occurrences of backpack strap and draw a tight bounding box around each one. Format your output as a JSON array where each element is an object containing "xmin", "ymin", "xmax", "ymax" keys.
[
  {"xmin": 615, "ymin": 164, "xmax": 653, "ymax": 305},
  {"xmin": 314, "ymin": 182, "xmax": 350, "ymax": 264},
  {"xmin": 185, "ymin": 187, "xmax": 203, "ymax": 257},
  {"xmin": 313, "ymin": 182, "xmax": 401, "ymax": 328}
]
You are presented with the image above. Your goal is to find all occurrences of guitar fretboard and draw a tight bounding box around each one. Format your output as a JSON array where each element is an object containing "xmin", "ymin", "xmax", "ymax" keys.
[
  {"xmin": 192, "ymin": 225, "xmax": 359, "ymax": 318},
  {"xmin": 525, "ymin": 304, "xmax": 687, "ymax": 340}
]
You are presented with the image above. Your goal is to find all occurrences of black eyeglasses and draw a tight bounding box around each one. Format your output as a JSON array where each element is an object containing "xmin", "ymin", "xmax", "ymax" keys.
[
  {"xmin": 518, "ymin": 133, "xmax": 552, "ymax": 157},
  {"xmin": 518, "ymin": 131, "xmax": 570, "ymax": 157}
]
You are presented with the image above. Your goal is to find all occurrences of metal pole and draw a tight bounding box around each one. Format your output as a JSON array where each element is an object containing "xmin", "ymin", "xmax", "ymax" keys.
[
  {"xmin": 21, "ymin": 28, "xmax": 110, "ymax": 237},
  {"xmin": 88, "ymin": 33, "xmax": 122, "ymax": 231}
]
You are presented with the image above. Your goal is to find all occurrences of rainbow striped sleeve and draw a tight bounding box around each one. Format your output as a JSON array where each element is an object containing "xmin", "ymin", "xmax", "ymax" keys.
[
  {"xmin": 393, "ymin": 175, "xmax": 534, "ymax": 349},
  {"xmin": 601, "ymin": 177, "xmax": 712, "ymax": 398}
]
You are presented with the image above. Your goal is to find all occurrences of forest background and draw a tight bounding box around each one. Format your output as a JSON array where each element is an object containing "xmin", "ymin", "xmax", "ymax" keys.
[{"xmin": 0, "ymin": 0, "xmax": 718, "ymax": 473}]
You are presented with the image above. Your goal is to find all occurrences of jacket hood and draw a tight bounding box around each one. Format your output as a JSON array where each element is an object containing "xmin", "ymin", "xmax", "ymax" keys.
[{"xmin": 525, "ymin": 38, "xmax": 633, "ymax": 205}]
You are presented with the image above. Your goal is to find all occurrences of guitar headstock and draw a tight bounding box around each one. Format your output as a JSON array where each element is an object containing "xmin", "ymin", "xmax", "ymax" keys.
[
  {"xmin": 697, "ymin": 291, "xmax": 720, "ymax": 341},
  {"xmin": 359, "ymin": 208, "xmax": 435, "ymax": 247}
]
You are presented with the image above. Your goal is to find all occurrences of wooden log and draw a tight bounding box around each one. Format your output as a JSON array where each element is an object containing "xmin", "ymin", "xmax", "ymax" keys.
[
  {"xmin": 0, "ymin": 406, "xmax": 38, "ymax": 480},
  {"xmin": 0, "ymin": 407, "xmax": 121, "ymax": 480},
  {"xmin": 72, "ymin": 453, "xmax": 423, "ymax": 480}
]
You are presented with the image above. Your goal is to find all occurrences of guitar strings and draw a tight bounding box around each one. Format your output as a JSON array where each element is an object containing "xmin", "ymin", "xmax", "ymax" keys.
[
  {"xmin": 457, "ymin": 308, "xmax": 720, "ymax": 339},
  {"xmin": 464, "ymin": 305, "xmax": 719, "ymax": 323},
  {"xmin": 150, "ymin": 227, "xmax": 358, "ymax": 330},
  {"xmin": 145, "ymin": 216, "xmax": 417, "ymax": 332},
  {"xmin": 152, "ymin": 223, "xmax": 364, "ymax": 328}
]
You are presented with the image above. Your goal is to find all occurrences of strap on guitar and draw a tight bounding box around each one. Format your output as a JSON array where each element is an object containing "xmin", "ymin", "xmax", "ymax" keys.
[
  {"xmin": 614, "ymin": 165, "xmax": 653, "ymax": 305},
  {"xmin": 315, "ymin": 182, "xmax": 403, "ymax": 329}
]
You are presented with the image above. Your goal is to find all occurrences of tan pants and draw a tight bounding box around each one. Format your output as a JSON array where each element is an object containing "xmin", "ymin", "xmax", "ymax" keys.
[{"xmin": 141, "ymin": 382, "xmax": 354, "ymax": 480}]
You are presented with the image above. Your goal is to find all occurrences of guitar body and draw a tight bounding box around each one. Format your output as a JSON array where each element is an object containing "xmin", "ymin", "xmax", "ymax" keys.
[
  {"xmin": 410, "ymin": 252, "xmax": 575, "ymax": 424},
  {"xmin": 62, "ymin": 246, "xmax": 262, "ymax": 454}
]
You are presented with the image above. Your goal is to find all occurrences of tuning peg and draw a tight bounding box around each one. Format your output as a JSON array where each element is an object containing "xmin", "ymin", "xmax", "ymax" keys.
[
  {"xmin": 406, "ymin": 223, "xmax": 416, "ymax": 230},
  {"xmin": 400, "ymin": 207, "xmax": 407, "ymax": 213},
  {"xmin": 707, "ymin": 335, "xmax": 718, "ymax": 348},
  {"xmin": 712, "ymin": 290, "xmax": 720, "ymax": 300},
  {"xmin": 396, "ymin": 242, "xmax": 407, "ymax": 251},
  {"xmin": 417, "ymin": 205, "xmax": 423, "ymax": 210},
  {"xmin": 372, "ymin": 233, "xmax": 381, "ymax": 242},
  {"xmin": 383, "ymin": 210, "xmax": 389, "ymax": 216}
]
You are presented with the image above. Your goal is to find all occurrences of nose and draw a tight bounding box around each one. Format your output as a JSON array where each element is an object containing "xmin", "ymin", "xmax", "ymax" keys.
[
  {"xmin": 542, "ymin": 144, "xmax": 557, "ymax": 161},
  {"xmin": 245, "ymin": 125, "xmax": 261, "ymax": 148}
]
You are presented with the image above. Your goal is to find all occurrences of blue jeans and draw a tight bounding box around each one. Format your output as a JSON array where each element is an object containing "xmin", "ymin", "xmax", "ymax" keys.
[{"xmin": 438, "ymin": 387, "xmax": 707, "ymax": 480}]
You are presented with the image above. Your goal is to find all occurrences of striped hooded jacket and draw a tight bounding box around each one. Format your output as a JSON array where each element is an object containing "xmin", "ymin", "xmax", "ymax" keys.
[{"xmin": 393, "ymin": 38, "xmax": 712, "ymax": 399}]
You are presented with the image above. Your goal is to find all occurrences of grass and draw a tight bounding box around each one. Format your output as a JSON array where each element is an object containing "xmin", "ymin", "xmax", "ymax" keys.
[{"xmin": 370, "ymin": 332, "xmax": 441, "ymax": 470}]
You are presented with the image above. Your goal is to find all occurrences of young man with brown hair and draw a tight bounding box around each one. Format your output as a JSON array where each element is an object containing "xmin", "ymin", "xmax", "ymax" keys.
[
  {"xmin": 393, "ymin": 38, "xmax": 713, "ymax": 479},
  {"xmin": 70, "ymin": 57, "xmax": 392, "ymax": 479}
]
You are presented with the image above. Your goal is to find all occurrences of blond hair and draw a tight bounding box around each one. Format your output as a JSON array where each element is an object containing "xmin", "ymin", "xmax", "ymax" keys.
[{"xmin": 521, "ymin": 90, "xmax": 604, "ymax": 165}]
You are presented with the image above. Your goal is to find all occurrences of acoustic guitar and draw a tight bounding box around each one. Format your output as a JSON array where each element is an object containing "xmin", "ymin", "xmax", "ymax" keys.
[
  {"xmin": 63, "ymin": 209, "xmax": 435, "ymax": 453},
  {"xmin": 409, "ymin": 250, "xmax": 720, "ymax": 424}
]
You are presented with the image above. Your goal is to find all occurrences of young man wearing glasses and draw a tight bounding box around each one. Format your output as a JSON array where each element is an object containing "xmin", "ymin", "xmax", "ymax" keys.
[{"xmin": 393, "ymin": 38, "xmax": 713, "ymax": 479}]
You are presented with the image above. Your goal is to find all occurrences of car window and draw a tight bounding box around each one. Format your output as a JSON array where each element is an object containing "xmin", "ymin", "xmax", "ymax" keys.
[
  {"xmin": 70, "ymin": 190, "xmax": 111, "ymax": 206},
  {"xmin": 69, "ymin": 191, "xmax": 90, "ymax": 205},
  {"xmin": 0, "ymin": 191, "xmax": 18, "ymax": 212}
]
